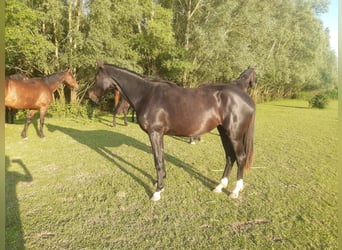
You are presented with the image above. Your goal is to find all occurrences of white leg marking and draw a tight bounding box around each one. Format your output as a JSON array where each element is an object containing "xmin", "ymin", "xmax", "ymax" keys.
[
  {"xmin": 213, "ymin": 177, "xmax": 228, "ymax": 193},
  {"xmin": 230, "ymin": 179, "xmax": 244, "ymax": 199},
  {"xmin": 151, "ymin": 189, "xmax": 164, "ymax": 201}
]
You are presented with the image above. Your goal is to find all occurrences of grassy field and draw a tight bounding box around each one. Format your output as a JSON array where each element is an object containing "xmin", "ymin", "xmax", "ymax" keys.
[{"xmin": 5, "ymin": 99, "xmax": 337, "ymax": 249}]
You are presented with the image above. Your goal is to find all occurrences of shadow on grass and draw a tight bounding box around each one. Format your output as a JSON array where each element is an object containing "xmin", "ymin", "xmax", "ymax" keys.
[
  {"xmin": 8, "ymin": 112, "xmax": 50, "ymax": 138},
  {"xmin": 46, "ymin": 124, "xmax": 217, "ymax": 198},
  {"xmin": 95, "ymin": 112, "xmax": 137, "ymax": 128},
  {"xmin": 5, "ymin": 156, "xmax": 33, "ymax": 249},
  {"xmin": 269, "ymin": 104, "xmax": 310, "ymax": 109}
]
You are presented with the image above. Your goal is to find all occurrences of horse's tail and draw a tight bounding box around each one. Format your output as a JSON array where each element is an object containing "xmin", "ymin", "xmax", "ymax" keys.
[{"xmin": 244, "ymin": 111, "xmax": 255, "ymax": 173}]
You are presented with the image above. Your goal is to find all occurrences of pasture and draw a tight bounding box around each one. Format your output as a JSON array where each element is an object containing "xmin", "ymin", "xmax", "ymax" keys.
[{"xmin": 5, "ymin": 99, "xmax": 337, "ymax": 249}]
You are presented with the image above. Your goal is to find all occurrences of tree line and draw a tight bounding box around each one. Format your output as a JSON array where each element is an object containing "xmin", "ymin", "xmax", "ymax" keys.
[{"xmin": 5, "ymin": 0, "xmax": 337, "ymax": 103}]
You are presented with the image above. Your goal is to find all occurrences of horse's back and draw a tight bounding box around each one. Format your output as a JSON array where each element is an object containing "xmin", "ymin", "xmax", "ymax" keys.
[
  {"xmin": 5, "ymin": 79, "xmax": 53, "ymax": 109},
  {"xmin": 139, "ymin": 83, "xmax": 254, "ymax": 136}
]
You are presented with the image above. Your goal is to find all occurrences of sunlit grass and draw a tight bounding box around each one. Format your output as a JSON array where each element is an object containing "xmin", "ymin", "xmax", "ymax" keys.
[{"xmin": 5, "ymin": 100, "xmax": 337, "ymax": 249}]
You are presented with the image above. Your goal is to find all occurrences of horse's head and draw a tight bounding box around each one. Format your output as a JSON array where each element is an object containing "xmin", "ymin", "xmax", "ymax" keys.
[
  {"xmin": 88, "ymin": 60, "xmax": 116, "ymax": 103},
  {"xmin": 63, "ymin": 69, "xmax": 79, "ymax": 90},
  {"xmin": 239, "ymin": 67, "xmax": 256, "ymax": 89}
]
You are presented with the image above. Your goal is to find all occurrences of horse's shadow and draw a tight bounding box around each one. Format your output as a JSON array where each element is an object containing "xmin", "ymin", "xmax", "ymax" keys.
[
  {"xmin": 46, "ymin": 124, "xmax": 217, "ymax": 198},
  {"xmin": 6, "ymin": 156, "xmax": 33, "ymax": 249}
]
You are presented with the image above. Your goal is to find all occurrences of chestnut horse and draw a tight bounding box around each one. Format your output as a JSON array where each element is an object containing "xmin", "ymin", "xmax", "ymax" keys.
[
  {"xmin": 112, "ymin": 89, "xmax": 135, "ymax": 127},
  {"xmin": 5, "ymin": 69, "xmax": 78, "ymax": 139},
  {"xmin": 90, "ymin": 62, "xmax": 255, "ymax": 201},
  {"xmin": 5, "ymin": 73, "xmax": 29, "ymax": 124}
]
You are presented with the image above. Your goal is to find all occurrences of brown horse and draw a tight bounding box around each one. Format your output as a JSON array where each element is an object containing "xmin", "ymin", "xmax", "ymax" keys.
[
  {"xmin": 5, "ymin": 69, "xmax": 78, "ymax": 139},
  {"xmin": 112, "ymin": 89, "xmax": 135, "ymax": 127},
  {"xmin": 5, "ymin": 73, "xmax": 29, "ymax": 124},
  {"xmin": 90, "ymin": 62, "xmax": 255, "ymax": 201}
]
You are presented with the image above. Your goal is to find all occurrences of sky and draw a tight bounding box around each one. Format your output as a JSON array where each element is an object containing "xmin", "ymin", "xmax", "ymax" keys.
[{"xmin": 318, "ymin": 0, "xmax": 338, "ymax": 55}]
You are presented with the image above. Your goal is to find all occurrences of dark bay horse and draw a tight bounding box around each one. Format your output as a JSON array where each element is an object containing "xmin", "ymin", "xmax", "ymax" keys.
[
  {"xmin": 231, "ymin": 67, "xmax": 256, "ymax": 92},
  {"xmin": 189, "ymin": 67, "xmax": 256, "ymax": 145},
  {"xmin": 5, "ymin": 69, "xmax": 78, "ymax": 139},
  {"xmin": 90, "ymin": 62, "xmax": 255, "ymax": 201}
]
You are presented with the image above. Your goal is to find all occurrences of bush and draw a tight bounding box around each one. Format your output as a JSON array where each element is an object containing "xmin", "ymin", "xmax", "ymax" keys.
[
  {"xmin": 323, "ymin": 88, "xmax": 338, "ymax": 100},
  {"xmin": 309, "ymin": 93, "xmax": 329, "ymax": 109},
  {"xmin": 48, "ymin": 101, "xmax": 94, "ymax": 119}
]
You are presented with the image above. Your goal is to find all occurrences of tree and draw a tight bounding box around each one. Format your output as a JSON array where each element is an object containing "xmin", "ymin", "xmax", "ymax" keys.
[
  {"xmin": 5, "ymin": 0, "xmax": 54, "ymax": 75},
  {"xmin": 5, "ymin": 0, "xmax": 337, "ymax": 103}
]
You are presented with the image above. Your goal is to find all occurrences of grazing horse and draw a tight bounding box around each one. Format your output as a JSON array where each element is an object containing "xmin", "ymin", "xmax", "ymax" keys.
[
  {"xmin": 112, "ymin": 89, "xmax": 135, "ymax": 127},
  {"xmin": 5, "ymin": 73, "xmax": 29, "ymax": 123},
  {"xmin": 5, "ymin": 69, "xmax": 78, "ymax": 139},
  {"xmin": 90, "ymin": 62, "xmax": 255, "ymax": 201}
]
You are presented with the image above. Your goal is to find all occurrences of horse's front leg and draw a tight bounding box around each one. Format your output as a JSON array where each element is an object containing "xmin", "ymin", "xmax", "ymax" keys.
[
  {"xmin": 148, "ymin": 131, "xmax": 166, "ymax": 201},
  {"xmin": 112, "ymin": 108, "xmax": 117, "ymax": 127},
  {"xmin": 21, "ymin": 110, "xmax": 37, "ymax": 139},
  {"xmin": 123, "ymin": 109, "xmax": 128, "ymax": 126}
]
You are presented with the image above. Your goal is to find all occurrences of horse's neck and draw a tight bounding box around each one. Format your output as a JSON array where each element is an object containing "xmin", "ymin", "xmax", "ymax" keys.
[
  {"xmin": 44, "ymin": 72, "xmax": 65, "ymax": 92},
  {"xmin": 111, "ymin": 68, "xmax": 152, "ymax": 108},
  {"xmin": 236, "ymin": 77, "xmax": 249, "ymax": 90}
]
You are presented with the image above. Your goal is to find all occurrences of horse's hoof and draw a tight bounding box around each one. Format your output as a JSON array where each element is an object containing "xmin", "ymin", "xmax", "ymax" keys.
[
  {"xmin": 150, "ymin": 188, "xmax": 164, "ymax": 201},
  {"xmin": 213, "ymin": 187, "xmax": 223, "ymax": 193},
  {"xmin": 151, "ymin": 192, "xmax": 161, "ymax": 201},
  {"xmin": 213, "ymin": 178, "xmax": 228, "ymax": 193},
  {"xmin": 22, "ymin": 137, "xmax": 28, "ymax": 140},
  {"xmin": 190, "ymin": 141, "xmax": 196, "ymax": 145}
]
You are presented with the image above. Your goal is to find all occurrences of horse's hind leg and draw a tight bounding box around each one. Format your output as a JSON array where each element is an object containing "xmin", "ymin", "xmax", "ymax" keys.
[
  {"xmin": 213, "ymin": 126, "xmax": 236, "ymax": 193},
  {"xmin": 21, "ymin": 110, "xmax": 37, "ymax": 139},
  {"xmin": 229, "ymin": 138, "xmax": 247, "ymax": 199}
]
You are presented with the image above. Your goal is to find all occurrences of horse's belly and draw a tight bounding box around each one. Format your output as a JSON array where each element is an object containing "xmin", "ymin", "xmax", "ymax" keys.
[{"xmin": 167, "ymin": 112, "xmax": 221, "ymax": 136}]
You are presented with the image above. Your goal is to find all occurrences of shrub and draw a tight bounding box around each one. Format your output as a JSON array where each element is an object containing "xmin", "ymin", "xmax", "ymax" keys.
[
  {"xmin": 309, "ymin": 93, "xmax": 329, "ymax": 109},
  {"xmin": 323, "ymin": 88, "xmax": 338, "ymax": 100},
  {"xmin": 48, "ymin": 101, "xmax": 94, "ymax": 119}
]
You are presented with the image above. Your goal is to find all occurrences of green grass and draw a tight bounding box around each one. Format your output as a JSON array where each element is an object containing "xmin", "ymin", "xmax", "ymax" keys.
[{"xmin": 5, "ymin": 99, "xmax": 337, "ymax": 249}]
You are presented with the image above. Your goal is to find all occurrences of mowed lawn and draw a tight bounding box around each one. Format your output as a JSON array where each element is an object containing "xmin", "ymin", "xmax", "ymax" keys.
[{"xmin": 5, "ymin": 99, "xmax": 337, "ymax": 249}]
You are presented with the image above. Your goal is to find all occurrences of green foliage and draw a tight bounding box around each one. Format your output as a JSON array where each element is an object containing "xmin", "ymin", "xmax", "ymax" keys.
[
  {"xmin": 323, "ymin": 88, "xmax": 338, "ymax": 100},
  {"xmin": 309, "ymin": 93, "xmax": 329, "ymax": 109},
  {"xmin": 5, "ymin": 0, "xmax": 55, "ymax": 74},
  {"xmin": 48, "ymin": 101, "xmax": 94, "ymax": 119},
  {"xmin": 5, "ymin": 0, "xmax": 337, "ymax": 100}
]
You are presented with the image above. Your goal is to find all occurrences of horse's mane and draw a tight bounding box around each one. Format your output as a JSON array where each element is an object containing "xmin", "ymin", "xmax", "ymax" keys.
[
  {"xmin": 104, "ymin": 63, "xmax": 180, "ymax": 87},
  {"xmin": 6, "ymin": 73, "xmax": 28, "ymax": 80},
  {"xmin": 42, "ymin": 70, "xmax": 68, "ymax": 84},
  {"xmin": 28, "ymin": 70, "xmax": 68, "ymax": 85}
]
